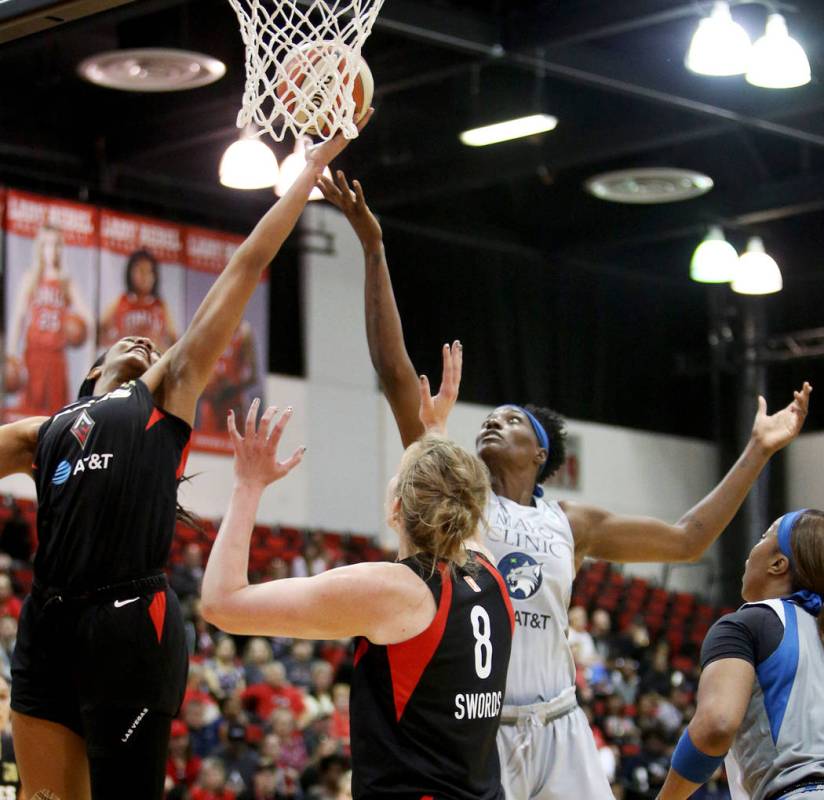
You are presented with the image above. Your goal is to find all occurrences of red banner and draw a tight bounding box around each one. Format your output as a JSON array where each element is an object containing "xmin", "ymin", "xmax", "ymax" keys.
[
  {"xmin": 5, "ymin": 190, "xmax": 98, "ymax": 247},
  {"xmin": 185, "ymin": 227, "xmax": 268, "ymax": 455},
  {"xmin": 100, "ymin": 209, "xmax": 183, "ymax": 262}
]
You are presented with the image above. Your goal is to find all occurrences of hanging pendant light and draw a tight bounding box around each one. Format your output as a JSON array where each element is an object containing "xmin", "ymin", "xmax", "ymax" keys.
[
  {"xmin": 731, "ymin": 237, "xmax": 783, "ymax": 295},
  {"xmin": 219, "ymin": 127, "xmax": 279, "ymax": 190},
  {"xmin": 746, "ymin": 14, "xmax": 811, "ymax": 89},
  {"xmin": 690, "ymin": 226, "xmax": 739, "ymax": 283},
  {"xmin": 275, "ymin": 137, "xmax": 330, "ymax": 200},
  {"xmin": 685, "ymin": 1, "xmax": 752, "ymax": 77}
]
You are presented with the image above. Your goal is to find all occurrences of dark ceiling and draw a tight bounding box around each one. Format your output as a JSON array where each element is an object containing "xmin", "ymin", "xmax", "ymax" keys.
[{"xmin": 2, "ymin": 0, "xmax": 824, "ymax": 435}]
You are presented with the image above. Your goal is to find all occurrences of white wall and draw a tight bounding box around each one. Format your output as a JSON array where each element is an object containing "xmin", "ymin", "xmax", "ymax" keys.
[
  {"xmin": 786, "ymin": 431, "xmax": 824, "ymax": 510},
  {"xmin": 0, "ymin": 204, "xmax": 724, "ymax": 595}
]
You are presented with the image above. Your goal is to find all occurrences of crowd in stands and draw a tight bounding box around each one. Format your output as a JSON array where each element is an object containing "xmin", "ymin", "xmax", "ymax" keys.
[{"xmin": 0, "ymin": 495, "xmax": 736, "ymax": 799}]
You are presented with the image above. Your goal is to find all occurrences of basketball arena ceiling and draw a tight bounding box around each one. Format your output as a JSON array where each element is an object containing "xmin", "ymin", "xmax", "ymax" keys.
[{"xmin": 2, "ymin": 0, "xmax": 824, "ymax": 290}]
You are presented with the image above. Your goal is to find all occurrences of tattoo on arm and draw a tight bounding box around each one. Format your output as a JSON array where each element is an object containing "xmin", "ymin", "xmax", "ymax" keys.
[{"xmin": 681, "ymin": 513, "xmax": 706, "ymax": 533}]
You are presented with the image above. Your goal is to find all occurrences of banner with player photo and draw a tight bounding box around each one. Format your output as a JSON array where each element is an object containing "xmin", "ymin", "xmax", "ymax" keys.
[
  {"xmin": 185, "ymin": 226, "xmax": 268, "ymax": 454},
  {"xmin": 3, "ymin": 190, "xmax": 98, "ymax": 421},
  {"xmin": 98, "ymin": 210, "xmax": 185, "ymax": 356}
]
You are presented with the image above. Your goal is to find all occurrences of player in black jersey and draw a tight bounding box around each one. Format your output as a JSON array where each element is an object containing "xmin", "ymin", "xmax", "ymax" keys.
[
  {"xmin": 0, "ymin": 116, "xmax": 370, "ymax": 800},
  {"xmin": 202, "ymin": 344, "xmax": 514, "ymax": 799}
]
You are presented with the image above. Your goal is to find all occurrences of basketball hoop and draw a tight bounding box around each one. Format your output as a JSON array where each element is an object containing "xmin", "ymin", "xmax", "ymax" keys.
[{"xmin": 227, "ymin": 0, "xmax": 384, "ymax": 142}]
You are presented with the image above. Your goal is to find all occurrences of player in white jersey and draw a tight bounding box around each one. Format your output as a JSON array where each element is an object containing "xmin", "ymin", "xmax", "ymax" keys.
[
  {"xmin": 658, "ymin": 509, "xmax": 824, "ymax": 800},
  {"xmin": 317, "ymin": 171, "xmax": 813, "ymax": 800}
]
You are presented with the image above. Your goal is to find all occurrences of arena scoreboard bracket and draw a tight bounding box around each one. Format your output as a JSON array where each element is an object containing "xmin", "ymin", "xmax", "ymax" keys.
[{"xmin": 0, "ymin": 0, "xmax": 136, "ymax": 43}]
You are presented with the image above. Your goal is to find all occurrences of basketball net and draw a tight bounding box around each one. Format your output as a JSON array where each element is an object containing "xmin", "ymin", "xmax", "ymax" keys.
[{"xmin": 227, "ymin": 0, "xmax": 384, "ymax": 141}]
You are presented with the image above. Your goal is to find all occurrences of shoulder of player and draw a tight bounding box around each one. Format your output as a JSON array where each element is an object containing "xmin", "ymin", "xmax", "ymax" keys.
[{"xmin": 325, "ymin": 561, "xmax": 436, "ymax": 643}]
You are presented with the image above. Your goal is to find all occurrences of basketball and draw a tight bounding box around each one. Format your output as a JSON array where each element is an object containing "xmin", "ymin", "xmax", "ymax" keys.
[
  {"xmin": 4, "ymin": 356, "xmax": 24, "ymax": 394},
  {"xmin": 276, "ymin": 43, "xmax": 373, "ymax": 137},
  {"xmin": 65, "ymin": 313, "xmax": 88, "ymax": 348}
]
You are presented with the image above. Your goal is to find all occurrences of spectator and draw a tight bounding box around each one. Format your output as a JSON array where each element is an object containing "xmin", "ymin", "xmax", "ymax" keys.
[
  {"xmin": 215, "ymin": 723, "xmax": 260, "ymax": 795},
  {"xmin": 291, "ymin": 539, "xmax": 327, "ymax": 579},
  {"xmin": 221, "ymin": 692, "xmax": 252, "ymax": 728},
  {"xmin": 166, "ymin": 719, "xmax": 202, "ymax": 790},
  {"xmin": 268, "ymin": 709, "xmax": 308, "ymax": 772},
  {"xmin": 205, "ymin": 636, "xmax": 246, "ymax": 699},
  {"xmin": 184, "ymin": 697, "xmax": 223, "ymax": 759},
  {"xmin": 244, "ymin": 638, "xmax": 275, "ymax": 686},
  {"xmin": 0, "ymin": 616, "xmax": 16, "ymax": 681},
  {"xmin": 600, "ymin": 694, "xmax": 638, "ymax": 745},
  {"xmin": 614, "ymin": 616, "xmax": 650, "ymax": 662},
  {"xmin": 269, "ymin": 558, "xmax": 290, "ymax": 581},
  {"xmin": 172, "ymin": 542, "xmax": 205, "ymax": 602},
  {"xmin": 283, "ymin": 640, "xmax": 315, "ymax": 690},
  {"xmin": 236, "ymin": 762, "xmax": 281, "ymax": 800},
  {"xmin": 242, "ymin": 662, "xmax": 306, "ymax": 723},
  {"xmin": 336, "ymin": 770, "xmax": 352, "ymax": 800},
  {"xmin": 611, "ymin": 657, "xmax": 640, "ymax": 705},
  {"xmin": 0, "ymin": 577, "xmax": 21, "ymax": 620},
  {"xmin": 304, "ymin": 661, "xmax": 334, "ymax": 723},
  {"xmin": 619, "ymin": 725, "xmax": 671, "ymax": 799},
  {"xmin": 567, "ymin": 606, "xmax": 599, "ymax": 667},
  {"xmin": 639, "ymin": 642, "xmax": 672, "ymax": 696},
  {"xmin": 329, "ymin": 685, "xmax": 350, "ymax": 750},
  {"xmin": 306, "ymin": 754, "xmax": 347, "ymax": 800},
  {"xmin": 591, "ymin": 608, "xmax": 617, "ymax": 663},
  {"xmin": 191, "ymin": 757, "xmax": 237, "ymax": 800}
]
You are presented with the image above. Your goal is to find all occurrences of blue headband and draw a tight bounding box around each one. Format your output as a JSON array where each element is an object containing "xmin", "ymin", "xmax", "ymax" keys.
[
  {"xmin": 513, "ymin": 406, "xmax": 550, "ymax": 498},
  {"xmin": 777, "ymin": 509, "xmax": 822, "ymax": 617},
  {"xmin": 777, "ymin": 509, "xmax": 807, "ymax": 569}
]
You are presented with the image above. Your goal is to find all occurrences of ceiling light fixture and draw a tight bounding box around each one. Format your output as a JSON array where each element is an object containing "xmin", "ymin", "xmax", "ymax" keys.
[
  {"xmin": 78, "ymin": 48, "xmax": 226, "ymax": 92},
  {"xmin": 746, "ymin": 14, "xmax": 811, "ymax": 89},
  {"xmin": 585, "ymin": 168, "xmax": 714, "ymax": 204},
  {"xmin": 219, "ymin": 128, "xmax": 279, "ymax": 190},
  {"xmin": 275, "ymin": 137, "xmax": 330, "ymax": 200},
  {"xmin": 731, "ymin": 237, "xmax": 783, "ymax": 295},
  {"xmin": 690, "ymin": 226, "xmax": 739, "ymax": 283},
  {"xmin": 459, "ymin": 114, "xmax": 558, "ymax": 147},
  {"xmin": 685, "ymin": 1, "xmax": 751, "ymax": 77}
]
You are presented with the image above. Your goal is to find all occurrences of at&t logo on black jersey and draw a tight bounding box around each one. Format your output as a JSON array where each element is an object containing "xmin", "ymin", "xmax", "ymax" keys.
[
  {"xmin": 51, "ymin": 453, "xmax": 114, "ymax": 486},
  {"xmin": 498, "ymin": 552, "xmax": 543, "ymax": 600}
]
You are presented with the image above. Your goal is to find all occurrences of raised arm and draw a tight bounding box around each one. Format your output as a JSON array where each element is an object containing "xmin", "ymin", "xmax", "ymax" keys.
[
  {"xmin": 657, "ymin": 658, "xmax": 753, "ymax": 799},
  {"xmin": 317, "ymin": 172, "xmax": 423, "ymax": 447},
  {"xmin": 143, "ymin": 116, "xmax": 371, "ymax": 424},
  {"xmin": 0, "ymin": 417, "xmax": 47, "ymax": 479},
  {"xmin": 568, "ymin": 382, "xmax": 812, "ymax": 566},
  {"xmin": 200, "ymin": 400, "xmax": 428, "ymax": 641}
]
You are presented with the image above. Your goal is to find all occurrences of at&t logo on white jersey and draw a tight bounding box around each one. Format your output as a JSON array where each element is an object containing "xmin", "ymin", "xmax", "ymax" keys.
[{"xmin": 498, "ymin": 553, "xmax": 543, "ymax": 600}]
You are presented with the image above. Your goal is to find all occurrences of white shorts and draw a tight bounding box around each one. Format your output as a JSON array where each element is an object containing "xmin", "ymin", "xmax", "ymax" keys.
[{"xmin": 497, "ymin": 705, "xmax": 613, "ymax": 800}]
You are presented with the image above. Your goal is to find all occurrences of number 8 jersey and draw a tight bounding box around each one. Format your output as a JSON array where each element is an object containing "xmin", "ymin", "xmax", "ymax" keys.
[{"xmin": 350, "ymin": 552, "xmax": 514, "ymax": 800}]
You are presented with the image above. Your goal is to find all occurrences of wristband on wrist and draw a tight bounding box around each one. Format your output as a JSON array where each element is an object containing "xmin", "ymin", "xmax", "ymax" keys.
[{"xmin": 671, "ymin": 729, "xmax": 724, "ymax": 784}]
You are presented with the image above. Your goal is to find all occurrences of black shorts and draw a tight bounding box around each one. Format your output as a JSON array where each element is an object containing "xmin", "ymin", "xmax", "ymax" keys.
[{"xmin": 11, "ymin": 580, "xmax": 188, "ymax": 758}]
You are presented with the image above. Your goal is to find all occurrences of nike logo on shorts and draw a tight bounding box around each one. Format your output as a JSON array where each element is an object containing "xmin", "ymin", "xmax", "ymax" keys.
[{"xmin": 113, "ymin": 597, "xmax": 140, "ymax": 608}]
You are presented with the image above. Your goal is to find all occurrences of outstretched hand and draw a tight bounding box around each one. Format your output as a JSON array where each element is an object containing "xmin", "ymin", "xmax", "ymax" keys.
[
  {"xmin": 317, "ymin": 170, "xmax": 382, "ymax": 251},
  {"xmin": 306, "ymin": 108, "xmax": 374, "ymax": 172},
  {"xmin": 228, "ymin": 399, "xmax": 305, "ymax": 490},
  {"xmin": 752, "ymin": 381, "xmax": 812, "ymax": 455},
  {"xmin": 418, "ymin": 341, "xmax": 462, "ymax": 435}
]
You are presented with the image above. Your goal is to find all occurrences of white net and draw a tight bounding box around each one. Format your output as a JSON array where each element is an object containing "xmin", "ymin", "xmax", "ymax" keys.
[{"xmin": 227, "ymin": 0, "xmax": 384, "ymax": 141}]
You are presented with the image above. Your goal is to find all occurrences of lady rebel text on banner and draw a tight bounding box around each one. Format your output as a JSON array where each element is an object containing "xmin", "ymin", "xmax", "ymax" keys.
[
  {"xmin": 185, "ymin": 226, "xmax": 268, "ymax": 454},
  {"xmin": 98, "ymin": 210, "xmax": 185, "ymax": 355},
  {"xmin": 3, "ymin": 190, "xmax": 98, "ymax": 420}
]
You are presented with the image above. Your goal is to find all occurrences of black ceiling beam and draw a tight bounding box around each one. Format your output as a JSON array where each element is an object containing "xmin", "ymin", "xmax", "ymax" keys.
[
  {"xmin": 363, "ymin": 2, "xmax": 824, "ymax": 150},
  {"xmin": 0, "ymin": 0, "xmax": 137, "ymax": 43},
  {"xmin": 363, "ymin": 87, "xmax": 824, "ymax": 211},
  {"xmin": 509, "ymin": 0, "xmax": 796, "ymax": 50},
  {"xmin": 509, "ymin": 45, "xmax": 824, "ymax": 149},
  {"xmin": 547, "ymin": 171, "xmax": 824, "ymax": 257}
]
